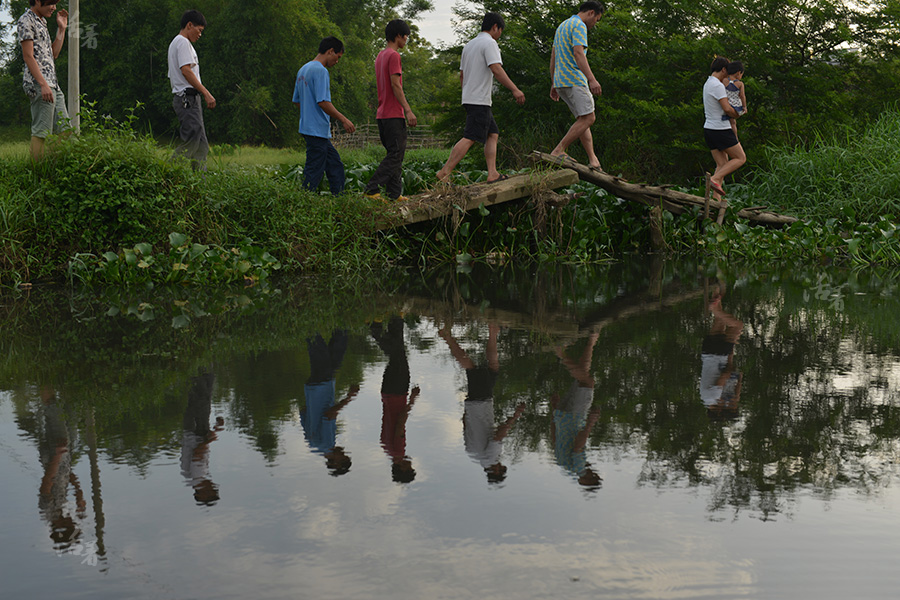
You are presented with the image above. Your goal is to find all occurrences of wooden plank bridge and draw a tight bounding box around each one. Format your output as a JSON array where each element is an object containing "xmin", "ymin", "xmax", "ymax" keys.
[{"xmin": 378, "ymin": 151, "xmax": 798, "ymax": 232}]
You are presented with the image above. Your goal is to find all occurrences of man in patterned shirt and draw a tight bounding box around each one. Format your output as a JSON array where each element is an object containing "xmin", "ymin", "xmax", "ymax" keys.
[
  {"xmin": 17, "ymin": 0, "xmax": 69, "ymax": 160},
  {"xmin": 549, "ymin": 2, "xmax": 605, "ymax": 169}
]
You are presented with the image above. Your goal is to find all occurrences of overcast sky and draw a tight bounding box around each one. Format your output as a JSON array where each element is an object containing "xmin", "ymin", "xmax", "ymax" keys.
[{"xmin": 416, "ymin": 0, "xmax": 459, "ymax": 48}]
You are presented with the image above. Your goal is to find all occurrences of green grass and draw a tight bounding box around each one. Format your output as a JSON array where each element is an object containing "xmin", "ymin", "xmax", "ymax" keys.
[
  {"xmin": 0, "ymin": 107, "xmax": 401, "ymax": 285},
  {"xmin": 0, "ymin": 141, "xmax": 29, "ymax": 160},
  {"xmin": 737, "ymin": 110, "xmax": 900, "ymax": 222}
]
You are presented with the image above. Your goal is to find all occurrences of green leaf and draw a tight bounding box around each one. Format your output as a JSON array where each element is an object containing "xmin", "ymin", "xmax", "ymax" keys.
[{"xmin": 169, "ymin": 232, "xmax": 189, "ymax": 248}]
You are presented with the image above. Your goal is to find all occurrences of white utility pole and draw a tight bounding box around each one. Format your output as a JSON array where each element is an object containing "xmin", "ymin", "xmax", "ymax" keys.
[{"xmin": 67, "ymin": 0, "xmax": 80, "ymax": 132}]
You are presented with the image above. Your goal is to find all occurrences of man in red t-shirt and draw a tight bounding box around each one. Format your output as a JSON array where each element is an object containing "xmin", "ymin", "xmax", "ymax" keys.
[{"xmin": 364, "ymin": 19, "xmax": 417, "ymax": 201}]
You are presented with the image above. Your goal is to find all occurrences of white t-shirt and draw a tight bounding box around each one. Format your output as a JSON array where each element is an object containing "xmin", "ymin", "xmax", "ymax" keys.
[
  {"xmin": 703, "ymin": 75, "xmax": 731, "ymax": 130},
  {"xmin": 464, "ymin": 400, "xmax": 503, "ymax": 468},
  {"xmin": 460, "ymin": 32, "xmax": 502, "ymax": 106},
  {"xmin": 168, "ymin": 34, "xmax": 200, "ymax": 94}
]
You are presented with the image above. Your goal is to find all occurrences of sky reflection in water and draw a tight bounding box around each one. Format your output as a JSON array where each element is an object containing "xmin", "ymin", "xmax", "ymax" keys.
[{"xmin": 3, "ymin": 260, "xmax": 900, "ymax": 599}]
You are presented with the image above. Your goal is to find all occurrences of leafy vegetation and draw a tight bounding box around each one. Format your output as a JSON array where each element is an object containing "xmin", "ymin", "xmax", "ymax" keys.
[
  {"xmin": 0, "ymin": 104, "xmax": 388, "ymax": 285},
  {"xmin": 69, "ymin": 232, "xmax": 281, "ymax": 287},
  {"xmin": 1, "ymin": 0, "xmax": 447, "ymax": 149},
  {"xmin": 439, "ymin": 0, "xmax": 900, "ymax": 182}
]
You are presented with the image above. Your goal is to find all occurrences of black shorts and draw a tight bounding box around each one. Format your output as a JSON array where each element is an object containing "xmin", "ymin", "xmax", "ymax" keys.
[
  {"xmin": 702, "ymin": 333, "xmax": 734, "ymax": 356},
  {"xmin": 704, "ymin": 128, "xmax": 739, "ymax": 151},
  {"xmin": 463, "ymin": 104, "xmax": 499, "ymax": 144}
]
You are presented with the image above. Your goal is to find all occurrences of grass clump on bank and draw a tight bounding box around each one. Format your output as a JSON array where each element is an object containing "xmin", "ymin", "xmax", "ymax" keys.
[
  {"xmin": 739, "ymin": 109, "xmax": 900, "ymax": 222},
  {"xmin": 0, "ymin": 105, "xmax": 389, "ymax": 286}
]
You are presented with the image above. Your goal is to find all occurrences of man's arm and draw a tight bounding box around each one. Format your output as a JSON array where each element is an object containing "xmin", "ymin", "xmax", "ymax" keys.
[
  {"xmin": 179, "ymin": 65, "xmax": 216, "ymax": 108},
  {"xmin": 21, "ymin": 40, "xmax": 54, "ymax": 102},
  {"xmin": 390, "ymin": 73, "xmax": 417, "ymax": 126},
  {"xmin": 52, "ymin": 9, "xmax": 68, "ymax": 59},
  {"xmin": 488, "ymin": 63, "xmax": 525, "ymax": 105},
  {"xmin": 317, "ymin": 101, "xmax": 356, "ymax": 133},
  {"xmin": 573, "ymin": 46, "xmax": 601, "ymax": 95},
  {"xmin": 549, "ymin": 50, "xmax": 559, "ymax": 101}
]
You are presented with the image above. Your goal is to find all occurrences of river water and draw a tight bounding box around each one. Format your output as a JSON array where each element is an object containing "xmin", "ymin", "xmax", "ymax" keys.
[{"xmin": 2, "ymin": 258, "xmax": 900, "ymax": 599}]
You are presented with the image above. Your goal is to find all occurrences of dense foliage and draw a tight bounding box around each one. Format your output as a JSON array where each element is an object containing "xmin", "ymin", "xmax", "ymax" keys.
[
  {"xmin": 5, "ymin": 0, "xmax": 900, "ymax": 183},
  {"xmin": 0, "ymin": 0, "xmax": 449, "ymax": 147},
  {"xmin": 0, "ymin": 104, "xmax": 388, "ymax": 285},
  {"xmin": 435, "ymin": 0, "xmax": 900, "ymax": 182}
]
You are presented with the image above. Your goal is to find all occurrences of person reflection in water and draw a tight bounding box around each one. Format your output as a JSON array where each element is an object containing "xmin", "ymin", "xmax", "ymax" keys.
[
  {"xmin": 700, "ymin": 283, "xmax": 744, "ymax": 419},
  {"xmin": 181, "ymin": 369, "xmax": 224, "ymax": 506},
  {"xmin": 439, "ymin": 323, "xmax": 525, "ymax": 484},
  {"xmin": 371, "ymin": 317, "xmax": 420, "ymax": 483},
  {"xmin": 552, "ymin": 332, "xmax": 603, "ymax": 491},
  {"xmin": 37, "ymin": 385, "xmax": 87, "ymax": 551},
  {"xmin": 301, "ymin": 330, "xmax": 359, "ymax": 476}
]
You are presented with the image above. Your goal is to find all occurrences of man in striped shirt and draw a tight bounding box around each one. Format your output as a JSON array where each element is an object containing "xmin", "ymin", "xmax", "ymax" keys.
[{"xmin": 549, "ymin": 2, "xmax": 605, "ymax": 169}]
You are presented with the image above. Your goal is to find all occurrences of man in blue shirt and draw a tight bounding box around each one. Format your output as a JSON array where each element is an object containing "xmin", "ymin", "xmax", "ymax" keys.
[
  {"xmin": 293, "ymin": 37, "xmax": 356, "ymax": 194},
  {"xmin": 549, "ymin": 2, "xmax": 605, "ymax": 169}
]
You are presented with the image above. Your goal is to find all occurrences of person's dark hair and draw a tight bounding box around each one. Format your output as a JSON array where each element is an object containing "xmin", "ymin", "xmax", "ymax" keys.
[
  {"xmin": 392, "ymin": 460, "xmax": 417, "ymax": 483},
  {"xmin": 710, "ymin": 57, "xmax": 729, "ymax": 74},
  {"xmin": 579, "ymin": 1, "xmax": 605, "ymax": 14},
  {"xmin": 30, "ymin": 0, "xmax": 60, "ymax": 6},
  {"xmin": 318, "ymin": 36, "xmax": 344, "ymax": 55},
  {"xmin": 180, "ymin": 9, "xmax": 207, "ymax": 30},
  {"xmin": 326, "ymin": 447, "xmax": 352, "ymax": 476},
  {"xmin": 485, "ymin": 463, "xmax": 508, "ymax": 484},
  {"xmin": 385, "ymin": 19, "xmax": 411, "ymax": 42},
  {"xmin": 727, "ymin": 61, "xmax": 744, "ymax": 75},
  {"xmin": 481, "ymin": 12, "xmax": 505, "ymax": 32}
]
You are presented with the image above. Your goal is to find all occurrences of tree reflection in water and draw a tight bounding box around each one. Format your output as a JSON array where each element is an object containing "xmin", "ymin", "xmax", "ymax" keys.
[{"xmin": 3, "ymin": 260, "xmax": 900, "ymax": 523}]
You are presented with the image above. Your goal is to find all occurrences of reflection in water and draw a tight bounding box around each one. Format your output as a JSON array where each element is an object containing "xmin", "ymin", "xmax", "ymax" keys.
[
  {"xmin": 440, "ymin": 323, "xmax": 525, "ymax": 484},
  {"xmin": 5, "ymin": 262, "xmax": 900, "ymax": 598},
  {"xmin": 37, "ymin": 386, "xmax": 86, "ymax": 551},
  {"xmin": 371, "ymin": 317, "xmax": 420, "ymax": 483},
  {"xmin": 181, "ymin": 369, "xmax": 223, "ymax": 506},
  {"xmin": 301, "ymin": 330, "xmax": 359, "ymax": 476},
  {"xmin": 699, "ymin": 281, "xmax": 744, "ymax": 420},
  {"xmin": 552, "ymin": 333, "xmax": 602, "ymax": 490}
]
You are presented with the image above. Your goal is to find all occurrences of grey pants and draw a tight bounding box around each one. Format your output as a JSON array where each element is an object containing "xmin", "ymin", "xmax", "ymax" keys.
[{"xmin": 172, "ymin": 93, "xmax": 209, "ymax": 170}]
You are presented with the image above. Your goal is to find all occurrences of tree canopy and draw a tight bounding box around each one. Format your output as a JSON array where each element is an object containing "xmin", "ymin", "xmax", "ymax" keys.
[
  {"xmin": 433, "ymin": 0, "xmax": 900, "ymax": 180},
  {"xmin": 3, "ymin": 0, "xmax": 900, "ymax": 181}
]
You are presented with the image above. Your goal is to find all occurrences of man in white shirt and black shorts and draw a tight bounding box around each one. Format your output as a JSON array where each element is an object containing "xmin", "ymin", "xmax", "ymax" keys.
[{"xmin": 436, "ymin": 12, "xmax": 525, "ymax": 184}]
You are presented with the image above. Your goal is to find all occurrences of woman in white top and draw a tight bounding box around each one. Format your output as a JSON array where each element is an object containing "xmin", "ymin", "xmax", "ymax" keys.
[{"xmin": 703, "ymin": 57, "xmax": 745, "ymax": 199}]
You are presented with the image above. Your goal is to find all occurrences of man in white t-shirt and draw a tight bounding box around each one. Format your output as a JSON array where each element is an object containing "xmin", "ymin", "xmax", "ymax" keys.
[
  {"xmin": 436, "ymin": 12, "xmax": 525, "ymax": 184},
  {"xmin": 167, "ymin": 10, "xmax": 216, "ymax": 170},
  {"xmin": 702, "ymin": 57, "xmax": 744, "ymax": 199}
]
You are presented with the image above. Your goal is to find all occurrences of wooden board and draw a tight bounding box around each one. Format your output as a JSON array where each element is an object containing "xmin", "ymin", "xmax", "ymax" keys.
[
  {"xmin": 378, "ymin": 169, "xmax": 580, "ymax": 229},
  {"xmin": 531, "ymin": 151, "xmax": 799, "ymax": 227}
]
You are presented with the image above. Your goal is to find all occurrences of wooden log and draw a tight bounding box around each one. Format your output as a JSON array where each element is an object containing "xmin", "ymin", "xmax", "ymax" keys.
[
  {"xmin": 386, "ymin": 169, "xmax": 580, "ymax": 228},
  {"xmin": 532, "ymin": 151, "xmax": 799, "ymax": 227},
  {"xmin": 716, "ymin": 199, "xmax": 727, "ymax": 225},
  {"xmin": 649, "ymin": 205, "xmax": 665, "ymax": 251}
]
